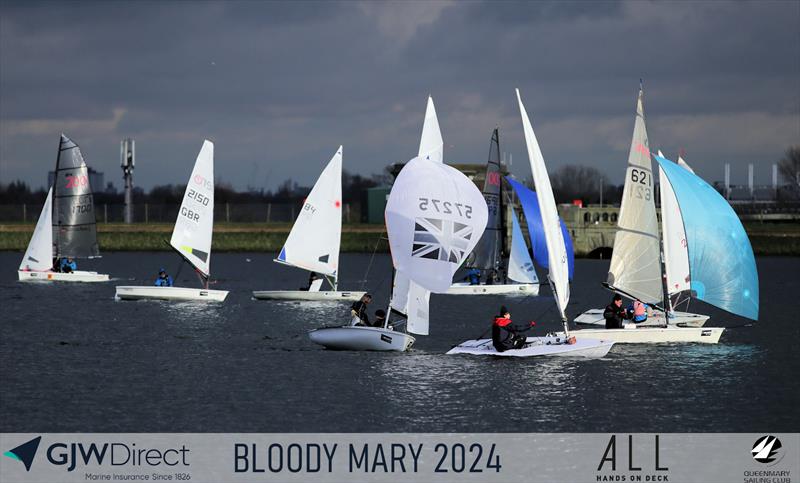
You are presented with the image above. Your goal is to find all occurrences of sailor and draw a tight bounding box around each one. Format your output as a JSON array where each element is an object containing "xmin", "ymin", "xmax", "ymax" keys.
[
  {"xmin": 466, "ymin": 268, "xmax": 481, "ymax": 285},
  {"xmin": 155, "ymin": 268, "xmax": 173, "ymax": 287},
  {"xmin": 372, "ymin": 309, "xmax": 387, "ymax": 328},
  {"xmin": 629, "ymin": 299, "xmax": 648, "ymax": 323},
  {"xmin": 302, "ymin": 272, "xmax": 320, "ymax": 291},
  {"xmin": 491, "ymin": 306, "xmax": 535, "ymax": 352},
  {"xmin": 350, "ymin": 293, "xmax": 372, "ymax": 325},
  {"xmin": 59, "ymin": 257, "xmax": 77, "ymax": 273},
  {"xmin": 603, "ymin": 294, "xmax": 630, "ymax": 329}
]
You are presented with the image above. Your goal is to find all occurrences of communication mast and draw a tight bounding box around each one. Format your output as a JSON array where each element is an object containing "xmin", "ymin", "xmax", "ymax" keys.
[{"xmin": 121, "ymin": 138, "xmax": 135, "ymax": 223}]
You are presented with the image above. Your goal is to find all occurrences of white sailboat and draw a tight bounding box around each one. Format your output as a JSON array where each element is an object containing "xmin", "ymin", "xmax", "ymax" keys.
[
  {"xmin": 446, "ymin": 128, "xmax": 540, "ymax": 296},
  {"xmin": 448, "ymin": 89, "xmax": 614, "ymax": 358},
  {"xmin": 115, "ymin": 140, "xmax": 228, "ymax": 302},
  {"xmin": 252, "ymin": 147, "xmax": 366, "ymax": 302},
  {"xmin": 309, "ymin": 96, "xmax": 489, "ymax": 351},
  {"xmin": 571, "ymin": 87, "xmax": 721, "ymax": 343},
  {"xmin": 18, "ymin": 135, "xmax": 109, "ymax": 282}
]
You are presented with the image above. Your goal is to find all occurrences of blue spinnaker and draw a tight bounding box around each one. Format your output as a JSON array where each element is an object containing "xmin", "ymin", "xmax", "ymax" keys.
[
  {"xmin": 655, "ymin": 155, "xmax": 759, "ymax": 320},
  {"xmin": 506, "ymin": 177, "xmax": 574, "ymax": 280}
]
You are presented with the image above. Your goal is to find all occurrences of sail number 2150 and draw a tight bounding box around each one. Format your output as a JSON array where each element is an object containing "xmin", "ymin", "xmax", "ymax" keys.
[{"xmin": 419, "ymin": 198, "xmax": 472, "ymax": 219}]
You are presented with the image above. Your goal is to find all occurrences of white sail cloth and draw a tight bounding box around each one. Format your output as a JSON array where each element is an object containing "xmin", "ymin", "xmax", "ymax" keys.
[
  {"xmin": 607, "ymin": 87, "xmax": 662, "ymax": 304},
  {"xmin": 277, "ymin": 147, "xmax": 342, "ymax": 277},
  {"xmin": 170, "ymin": 140, "xmax": 215, "ymax": 277},
  {"xmin": 507, "ymin": 207, "xmax": 538, "ymax": 284},
  {"xmin": 19, "ymin": 187, "xmax": 54, "ymax": 271},
  {"xmin": 659, "ymin": 157, "xmax": 692, "ymax": 295}
]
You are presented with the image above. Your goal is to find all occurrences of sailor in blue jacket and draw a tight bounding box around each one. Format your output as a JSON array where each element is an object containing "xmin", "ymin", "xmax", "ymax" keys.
[
  {"xmin": 155, "ymin": 268, "xmax": 173, "ymax": 287},
  {"xmin": 58, "ymin": 257, "xmax": 77, "ymax": 273}
]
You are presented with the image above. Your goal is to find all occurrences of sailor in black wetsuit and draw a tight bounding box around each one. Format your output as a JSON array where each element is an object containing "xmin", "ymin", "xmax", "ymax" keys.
[
  {"xmin": 603, "ymin": 294, "xmax": 630, "ymax": 329},
  {"xmin": 491, "ymin": 306, "xmax": 536, "ymax": 352},
  {"xmin": 350, "ymin": 293, "xmax": 372, "ymax": 326}
]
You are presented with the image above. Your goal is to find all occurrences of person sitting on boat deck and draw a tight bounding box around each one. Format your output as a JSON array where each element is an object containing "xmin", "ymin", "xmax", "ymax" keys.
[
  {"xmin": 350, "ymin": 293, "xmax": 372, "ymax": 326},
  {"xmin": 155, "ymin": 268, "xmax": 173, "ymax": 287},
  {"xmin": 372, "ymin": 309, "xmax": 387, "ymax": 328},
  {"xmin": 301, "ymin": 271, "xmax": 321, "ymax": 291},
  {"xmin": 492, "ymin": 306, "xmax": 535, "ymax": 352},
  {"xmin": 58, "ymin": 257, "xmax": 77, "ymax": 273},
  {"xmin": 466, "ymin": 268, "xmax": 481, "ymax": 285},
  {"xmin": 627, "ymin": 299, "xmax": 648, "ymax": 323},
  {"xmin": 603, "ymin": 294, "xmax": 630, "ymax": 329}
]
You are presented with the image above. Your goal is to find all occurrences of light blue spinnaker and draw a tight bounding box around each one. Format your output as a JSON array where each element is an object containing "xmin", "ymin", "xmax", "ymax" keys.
[
  {"xmin": 506, "ymin": 177, "xmax": 575, "ymax": 280},
  {"xmin": 508, "ymin": 207, "xmax": 539, "ymax": 284},
  {"xmin": 655, "ymin": 155, "xmax": 759, "ymax": 320}
]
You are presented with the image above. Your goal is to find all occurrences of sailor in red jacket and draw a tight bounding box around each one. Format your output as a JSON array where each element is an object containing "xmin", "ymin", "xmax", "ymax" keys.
[{"xmin": 491, "ymin": 306, "xmax": 535, "ymax": 352}]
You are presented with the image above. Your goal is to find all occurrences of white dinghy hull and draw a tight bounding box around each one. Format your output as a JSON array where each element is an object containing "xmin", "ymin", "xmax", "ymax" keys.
[
  {"xmin": 252, "ymin": 290, "xmax": 365, "ymax": 302},
  {"xmin": 574, "ymin": 308, "xmax": 709, "ymax": 328},
  {"xmin": 115, "ymin": 286, "xmax": 229, "ymax": 302},
  {"xmin": 18, "ymin": 270, "xmax": 110, "ymax": 283},
  {"xmin": 308, "ymin": 326, "xmax": 415, "ymax": 352},
  {"xmin": 445, "ymin": 283, "xmax": 539, "ymax": 296},
  {"xmin": 570, "ymin": 326, "xmax": 723, "ymax": 344},
  {"xmin": 447, "ymin": 335, "xmax": 614, "ymax": 358}
]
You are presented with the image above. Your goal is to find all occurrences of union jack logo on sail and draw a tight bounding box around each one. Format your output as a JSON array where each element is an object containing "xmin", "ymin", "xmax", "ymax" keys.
[{"xmin": 412, "ymin": 217, "xmax": 472, "ymax": 264}]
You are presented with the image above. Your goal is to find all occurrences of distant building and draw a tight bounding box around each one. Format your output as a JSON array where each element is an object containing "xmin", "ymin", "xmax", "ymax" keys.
[{"xmin": 48, "ymin": 167, "xmax": 104, "ymax": 191}]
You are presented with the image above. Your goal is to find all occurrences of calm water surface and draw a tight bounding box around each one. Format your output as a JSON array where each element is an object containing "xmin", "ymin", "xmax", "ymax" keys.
[{"xmin": 1, "ymin": 252, "xmax": 797, "ymax": 432}]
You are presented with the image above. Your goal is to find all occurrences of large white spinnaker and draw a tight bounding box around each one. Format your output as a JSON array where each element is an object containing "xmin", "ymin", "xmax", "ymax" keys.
[
  {"xmin": 507, "ymin": 206, "xmax": 538, "ymax": 284},
  {"xmin": 170, "ymin": 140, "xmax": 215, "ymax": 278},
  {"xmin": 516, "ymin": 89, "xmax": 570, "ymax": 324},
  {"xmin": 607, "ymin": 86, "xmax": 662, "ymax": 304},
  {"xmin": 19, "ymin": 187, "xmax": 54, "ymax": 271},
  {"xmin": 276, "ymin": 147, "xmax": 342, "ymax": 279}
]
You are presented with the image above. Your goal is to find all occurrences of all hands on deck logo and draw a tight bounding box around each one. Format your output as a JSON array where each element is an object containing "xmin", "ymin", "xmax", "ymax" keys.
[
  {"xmin": 751, "ymin": 435, "xmax": 783, "ymax": 465},
  {"xmin": 3, "ymin": 436, "xmax": 41, "ymax": 471}
]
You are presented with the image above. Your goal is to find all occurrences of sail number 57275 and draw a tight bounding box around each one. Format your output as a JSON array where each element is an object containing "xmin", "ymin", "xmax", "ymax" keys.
[{"xmin": 418, "ymin": 197, "xmax": 472, "ymax": 219}]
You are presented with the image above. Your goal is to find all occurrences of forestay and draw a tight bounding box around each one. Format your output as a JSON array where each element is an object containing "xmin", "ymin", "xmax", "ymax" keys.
[
  {"xmin": 19, "ymin": 187, "xmax": 54, "ymax": 271},
  {"xmin": 516, "ymin": 89, "xmax": 570, "ymax": 320},
  {"xmin": 170, "ymin": 140, "xmax": 215, "ymax": 277},
  {"xmin": 52, "ymin": 134, "xmax": 100, "ymax": 259},
  {"xmin": 506, "ymin": 176, "xmax": 575, "ymax": 279},
  {"xmin": 507, "ymin": 207, "xmax": 538, "ymax": 284},
  {"xmin": 607, "ymin": 87, "xmax": 662, "ymax": 304},
  {"xmin": 277, "ymin": 147, "xmax": 342, "ymax": 277},
  {"xmin": 655, "ymin": 154, "xmax": 759, "ymax": 320},
  {"xmin": 469, "ymin": 128, "xmax": 503, "ymax": 273},
  {"xmin": 386, "ymin": 156, "xmax": 488, "ymax": 293},
  {"xmin": 659, "ymin": 158, "xmax": 691, "ymax": 296}
]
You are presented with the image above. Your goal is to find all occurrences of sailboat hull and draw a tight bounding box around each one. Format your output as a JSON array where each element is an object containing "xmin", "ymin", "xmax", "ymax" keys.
[
  {"xmin": 18, "ymin": 270, "xmax": 109, "ymax": 282},
  {"xmin": 574, "ymin": 308, "xmax": 709, "ymax": 327},
  {"xmin": 569, "ymin": 326, "xmax": 723, "ymax": 344},
  {"xmin": 445, "ymin": 282, "xmax": 539, "ymax": 296},
  {"xmin": 308, "ymin": 326, "xmax": 415, "ymax": 352},
  {"xmin": 447, "ymin": 336, "xmax": 614, "ymax": 358},
  {"xmin": 115, "ymin": 286, "xmax": 228, "ymax": 302},
  {"xmin": 252, "ymin": 290, "xmax": 365, "ymax": 302}
]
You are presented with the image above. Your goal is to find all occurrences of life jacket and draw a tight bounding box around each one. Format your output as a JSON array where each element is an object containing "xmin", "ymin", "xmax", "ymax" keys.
[{"xmin": 493, "ymin": 316, "xmax": 512, "ymax": 327}]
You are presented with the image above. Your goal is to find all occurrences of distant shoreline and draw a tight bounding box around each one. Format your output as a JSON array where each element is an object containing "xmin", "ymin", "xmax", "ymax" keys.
[{"xmin": 1, "ymin": 222, "xmax": 799, "ymax": 256}]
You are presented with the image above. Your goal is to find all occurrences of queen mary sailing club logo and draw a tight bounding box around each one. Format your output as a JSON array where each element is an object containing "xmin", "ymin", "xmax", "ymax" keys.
[
  {"xmin": 752, "ymin": 435, "xmax": 783, "ymax": 464},
  {"xmin": 412, "ymin": 217, "xmax": 472, "ymax": 264}
]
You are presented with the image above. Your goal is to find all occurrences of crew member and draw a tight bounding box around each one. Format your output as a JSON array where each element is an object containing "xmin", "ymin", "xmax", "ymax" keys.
[
  {"xmin": 58, "ymin": 257, "xmax": 77, "ymax": 273},
  {"xmin": 603, "ymin": 294, "xmax": 630, "ymax": 329},
  {"xmin": 373, "ymin": 309, "xmax": 387, "ymax": 328},
  {"xmin": 302, "ymin": 272, "xmax": 321, "ymax": 291},
  {"xmin": 155, "ymin": 268, "xmax": 173, "ymax": 287},
  {"xmin": 491, "ymin": 306, "xmax": 535, "ymax": 352},
  {"xmin": 350, "ymin": 293, "xmax": 372, "ymax": 325},
  {"xmin": 466, "ymin": 268, "xmax": 481, "ymax": 285},
  {"xmin": 629, "ymin": 299, "xmax": 648, "ymax": 323}
]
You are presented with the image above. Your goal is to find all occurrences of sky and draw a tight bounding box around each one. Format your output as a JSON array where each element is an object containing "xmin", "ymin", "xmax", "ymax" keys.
[{"xmin": 1, "ymin": 0, "xmax": 798, "ymax": 191}]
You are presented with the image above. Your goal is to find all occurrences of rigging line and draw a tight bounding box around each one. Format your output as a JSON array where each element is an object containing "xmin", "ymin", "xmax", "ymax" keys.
[{"xmin": 359, "ymin": 232, "xmax": 386, "ymax": 290}]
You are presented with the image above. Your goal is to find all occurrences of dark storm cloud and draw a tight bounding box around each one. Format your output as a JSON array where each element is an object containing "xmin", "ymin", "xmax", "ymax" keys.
[{"xmin": 1, "ymin": 0, "xmax": 798, "ymax": 191}]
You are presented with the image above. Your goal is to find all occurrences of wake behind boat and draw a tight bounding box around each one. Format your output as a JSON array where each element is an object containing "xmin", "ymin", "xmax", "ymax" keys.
[
  {"xmin": 252, "ymin": 146, "xmax": 365, "ymax": 303},
  {"xmin": 115, "ymin": 140, "xmax": 228, "ymax": 303},
  {"xmin": 18, "ymin": 135, "xmax": 110, "ymax": 283}
]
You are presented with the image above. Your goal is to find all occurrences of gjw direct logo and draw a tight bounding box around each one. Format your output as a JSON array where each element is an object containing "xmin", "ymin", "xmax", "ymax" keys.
[
  {"xmin": 3, "ymin": 436, "xmax": 42, "ymax": 471},
  {"xmin": 751, "ymin": 435, "xmax": 783, "ymax": 465}
]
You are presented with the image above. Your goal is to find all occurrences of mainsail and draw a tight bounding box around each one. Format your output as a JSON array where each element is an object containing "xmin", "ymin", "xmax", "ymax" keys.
[
  {"xmin": 506, "ymin": 176, "xmax": 575, "ymax": 279},
  {"xmin": 507, "ymin": 207, "xmax": 538, "ymax": 284},
  {"xmin": 277, "ymin": 147, "xmax": 342, "ymax": 279},
  {"xmin": 19, "ymin": 187, "xmax": 54, "ymax": 271},
  {"xmin": 170, "ymin": 140, "xmax": 215, "ymax": 278},
  {"xmin": 52, "ymin": 134, "xmax": 100, "ymax": 258},
  {"xmin": 607, "ymin": 86, "xmax": 662, "ymax": 304},
  {"xmin": 655, "ymin": 154, "xmax": 759, "ymax": 320},
  {"xmin": 516, "ymin": 89, "xmax": 570, "ymax": 322},
  {"xmin": 469, "ymin": 128, "xmax": 503, "ymax": 274}
]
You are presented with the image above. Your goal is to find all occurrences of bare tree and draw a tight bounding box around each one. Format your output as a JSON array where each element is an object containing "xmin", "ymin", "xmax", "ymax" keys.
[
  {"xmin": 549, "ymin": 164, "xmax": 616, "ymax": 205},
  {"xmin": 778, "ymin": 146, "xmax": 800, "ymax": 189}
]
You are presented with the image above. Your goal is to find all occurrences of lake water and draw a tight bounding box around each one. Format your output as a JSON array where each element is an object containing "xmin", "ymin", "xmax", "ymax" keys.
[{"xmin": 1, "ymin": 252, "xmax": 798, "ymax": 432}]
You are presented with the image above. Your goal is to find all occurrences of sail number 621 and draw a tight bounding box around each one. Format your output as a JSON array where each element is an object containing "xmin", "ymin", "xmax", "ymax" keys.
[{"xmin": 418, "ymin": 197, "xmax": 472, "ymax": 219}]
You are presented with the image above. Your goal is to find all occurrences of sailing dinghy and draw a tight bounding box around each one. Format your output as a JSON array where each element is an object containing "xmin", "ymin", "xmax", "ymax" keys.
[
  {"xmin": 252, "ymin": 147, "xmax": 365, "ymax": 302},
  {"xmin": 448, "ymin": 90, "xmax": 614, "ymax": 358},
  {"xmin": 115, "ymin": 140, "xmax": 228, "ymax": 302},
  {"xmin": 18, "ymin": 135, "xmax": 109, "ymax": 282},
  {"xmin": 309, "ymin": 96, "xmax": 488, "ymax": 351},
  {"xmin": 447, "ymin": 129, "xmax": 539, "ymax": 296},
  {"xmin": 571, "ymin": 87, "xmax": 722, "ymax": 343}
]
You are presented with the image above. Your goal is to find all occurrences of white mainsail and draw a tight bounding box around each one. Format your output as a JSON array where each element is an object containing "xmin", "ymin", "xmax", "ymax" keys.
[
  {"xmin": 277, "ymin": 147, "xmax": 342, "ymax": 279},
  {"xmin": 607, "ymin": 86, "xmax": 662, "ymax": 304},
  {"xmin": 507, "ymin": 206, "xmax": 538, "ymax": 284},
  {"xmin": 418, "ymin": 96, "xmax": 443, "ymax": 163},
  {"xmin": 677, "ymin": 155, "xmax": 695, "ymax": 173},
  {"xmin": 19, "ymin": 187, "xmax": 54, "ymax": 272},
  {"xmin": 516, "ymin": 89, "xmax": 570, "ymax": 321},
  {"xmin": 170, "ymin": 140, "xmax": 215, "ymax": 277}
]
